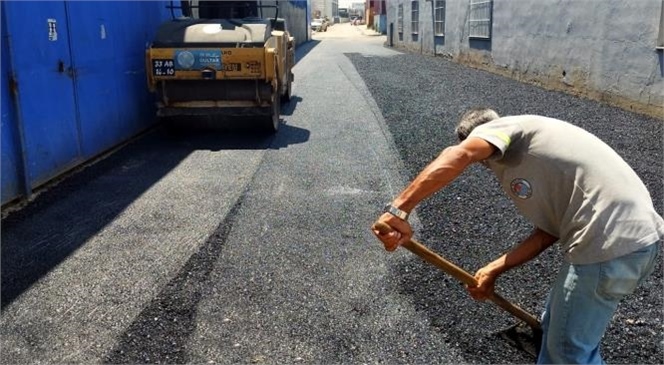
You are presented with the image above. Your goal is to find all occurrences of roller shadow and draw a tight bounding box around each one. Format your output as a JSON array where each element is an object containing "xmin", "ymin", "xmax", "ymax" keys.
[{"xmin": 0, "ymin": 122, "xmax": 309, "ymax": 309}]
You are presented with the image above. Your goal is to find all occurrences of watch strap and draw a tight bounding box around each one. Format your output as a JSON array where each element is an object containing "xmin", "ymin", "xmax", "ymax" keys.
[{"xmin": 385, "ymin": 204, "xmax": 409, "ymax": 220}]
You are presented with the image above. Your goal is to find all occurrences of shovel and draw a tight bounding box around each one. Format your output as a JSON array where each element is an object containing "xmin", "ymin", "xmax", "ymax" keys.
[{"xmin": 372, "ymin": 221, "xmax": 543, "ymax": 357}]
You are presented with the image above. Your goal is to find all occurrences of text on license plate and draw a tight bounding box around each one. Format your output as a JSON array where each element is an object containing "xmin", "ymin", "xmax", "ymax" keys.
[
  {"xmin": 152, "ymin": 60, "xmax": 241, "ymax": 75},
  {"xmin": 152, "ymin": 59, "xmax": 175, "ymax": 76}
]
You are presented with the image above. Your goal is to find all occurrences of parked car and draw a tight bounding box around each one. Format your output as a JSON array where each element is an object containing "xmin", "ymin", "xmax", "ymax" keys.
[{"xmin": 311, "ymin": 18, "xmax": 328, "ymax": 32}]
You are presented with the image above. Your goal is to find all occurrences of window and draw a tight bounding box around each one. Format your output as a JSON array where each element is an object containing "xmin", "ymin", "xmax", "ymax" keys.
[
  {"xmin": 434, "ymin": 0, "xmax": 445, "ymax": 36},
  {"xmin": 658, "ymin": 0, "xmax": 664, "ymax": 49},
  {"xmin": 398, "ymin": 4, "xmax": 403, "ymax": 33},
  {"xmin": 411, "ymin": 1, "xmax": 419, "ymax": 34},
  {"xmin": 469, "ymin": 0, "xmax": 492, "ymax": 39}
]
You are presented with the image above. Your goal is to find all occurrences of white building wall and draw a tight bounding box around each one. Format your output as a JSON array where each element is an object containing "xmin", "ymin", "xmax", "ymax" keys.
[
  {"xmin": 312, "ymin": 0, "xmax": 336, "ymax": 19},
  {"xmin": 260, "ymin": 0, "xmax": 311, "ymax": 44},
  {"xmin": 386, "ymin": 0, "xmax": 664, "ymax": 118}
]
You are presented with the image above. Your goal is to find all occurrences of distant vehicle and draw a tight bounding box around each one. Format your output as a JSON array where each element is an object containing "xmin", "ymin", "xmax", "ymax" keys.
[
  {"xmin": 311, "ymin": 18, "xmax": 328, "ymax": 32},
  {"xmin": 351, "ymin": 16, "xmax": 363, "ymax": 25},
  {"xmin": 338, "ymin": 8, "xmax": 350, "ymax": 23}
]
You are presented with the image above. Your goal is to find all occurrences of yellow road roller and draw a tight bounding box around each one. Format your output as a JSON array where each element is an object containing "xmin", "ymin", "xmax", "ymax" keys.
[{"xmin": 146, "ymin": 1, "xmax": 294, "ymax": 133}]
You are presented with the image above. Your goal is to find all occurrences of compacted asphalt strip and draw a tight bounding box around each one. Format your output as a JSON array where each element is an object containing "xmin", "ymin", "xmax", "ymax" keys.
[
  {"xmin": 2, "ymin": 23, "xmax": 662, "ymax": 364},
  {"xmin": 1, "ymin": 25, "xmax": 465, "ymax": 364}
]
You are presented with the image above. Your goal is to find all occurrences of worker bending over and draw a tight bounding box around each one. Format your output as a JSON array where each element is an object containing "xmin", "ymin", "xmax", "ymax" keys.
[{"xmin": 373, "ymin": 108, "xmax": 663, "ymax": 364}]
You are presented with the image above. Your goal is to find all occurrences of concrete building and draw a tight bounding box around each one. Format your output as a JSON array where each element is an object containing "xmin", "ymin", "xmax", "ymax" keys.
[
  {"xmin": 386, "ymin": 0, "xmax": 664, "ymax": 119},
  {"xmin": 368, "ymin": 0, "xmax": 387, "ymax": 34},
  {"xmin": 350, "ymin": 2, "xmax": 364, "ymax": 17},
  {"xmin": 311, "ymin": 0, "xmax": 338, "ymax": 19}
]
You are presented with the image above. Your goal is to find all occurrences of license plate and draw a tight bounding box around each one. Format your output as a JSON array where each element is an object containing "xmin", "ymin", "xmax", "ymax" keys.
[
  {"xmin": 224, "ymin": 63, "xmax": 241, "ymax": 72},
  {"xmin": 152, "ymin": 59, "xmax": 175, "ymax": 76}
]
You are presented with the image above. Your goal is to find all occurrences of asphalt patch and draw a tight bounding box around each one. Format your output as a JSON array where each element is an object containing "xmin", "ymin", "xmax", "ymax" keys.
[{"xmin": 103, "ymin": 198, "xmax": 245, "ymax": 364}]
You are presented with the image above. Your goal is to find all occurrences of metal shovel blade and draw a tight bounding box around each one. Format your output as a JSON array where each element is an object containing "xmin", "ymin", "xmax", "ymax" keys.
[{"xmin": 495, "ymin": 321, "xmax": 543, "ymax": 359}]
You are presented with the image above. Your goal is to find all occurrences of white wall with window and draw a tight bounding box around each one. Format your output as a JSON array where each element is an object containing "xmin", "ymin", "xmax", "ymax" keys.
[
  {"xmin": 469, "ymin": 0, "xmax": 491, "ymax": 39},
  {"xmin": 397, "ymin": 4, "xmax": 403, "ymax": 33},
  {"xmin": 384, "ymin": 0, "xmax": 663, "ymax": 119},
  {"xmin": 434, "ymin": 0, "xmax": 445, "ymax": 36},
  {"xmin": 658, "ymin": 0, "xmax": 664, "ymax": 49},
  {"xmin": 411, "ymin": 1, "xmax": 419, "ymax": 34}
]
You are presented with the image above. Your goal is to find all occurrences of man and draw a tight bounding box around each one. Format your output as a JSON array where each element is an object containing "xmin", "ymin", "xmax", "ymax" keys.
[{"xmin": 372, "ymin": 108, "xmax": 663, "ymax": 364}]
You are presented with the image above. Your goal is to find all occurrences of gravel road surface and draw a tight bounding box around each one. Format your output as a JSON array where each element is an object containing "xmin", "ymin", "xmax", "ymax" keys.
[{"xmin": 348, "ymin": 47, "xmax": 663, "ymax": 364}]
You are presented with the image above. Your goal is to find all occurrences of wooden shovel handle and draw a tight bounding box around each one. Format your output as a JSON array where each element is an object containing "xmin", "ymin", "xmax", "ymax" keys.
[{"xmin": 372, "ymin": 222, "xmax": 541, "ymax": 330}]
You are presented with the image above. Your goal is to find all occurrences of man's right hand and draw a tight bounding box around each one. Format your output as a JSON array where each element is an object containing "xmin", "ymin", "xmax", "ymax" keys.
[
  {"xmin": 467, "ymin": 266, "xmax": 499, "ymax": 301},
  {"xmin": 372, "ymin": 213, "xmax": 413, "ymax": 251}
]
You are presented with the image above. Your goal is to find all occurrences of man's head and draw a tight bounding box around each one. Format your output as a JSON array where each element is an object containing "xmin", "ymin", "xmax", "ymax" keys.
[{"xmin": 455, "ymin": 108, "xmax": 500, "ymax": 141}]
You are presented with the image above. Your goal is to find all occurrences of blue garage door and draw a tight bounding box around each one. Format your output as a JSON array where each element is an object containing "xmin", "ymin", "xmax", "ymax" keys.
[
  {"xmin": 1, "ymin": 1, "xmax": 176, "ymax": 205},
  {"xmin": 65, "ymin": 1, "xmax": 163, "ymax": 157},
  {"xmin": 3, "ymin": 1, "xmax": 82, "ymax": 189},
  {"xmin": 1, "ymin": 8, "xmax": 24, "ymax": 203}
]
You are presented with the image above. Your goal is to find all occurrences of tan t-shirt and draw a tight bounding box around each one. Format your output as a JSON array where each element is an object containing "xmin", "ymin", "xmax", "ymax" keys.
[{"xmin": 468, "ymin": 115, "xmax": 664, "ymax": 264}]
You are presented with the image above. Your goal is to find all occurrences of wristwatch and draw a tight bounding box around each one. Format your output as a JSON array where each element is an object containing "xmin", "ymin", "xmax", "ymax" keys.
[{"xmin": 384, "ymin": 204, "xmax": 409, "ymax": 220}]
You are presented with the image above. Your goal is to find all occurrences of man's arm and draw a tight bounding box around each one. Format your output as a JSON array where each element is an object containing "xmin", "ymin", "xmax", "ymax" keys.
[
  {"xmin": 373, "ymin": 137, "xmax": 496, "ymax": 251},
  {"xmin": 467, "ymin": 227, "xmax": 558, "ymax": 301},
  {"xmin": 392, "ymin": 137, "xmax": 496, "ymax": 212}
]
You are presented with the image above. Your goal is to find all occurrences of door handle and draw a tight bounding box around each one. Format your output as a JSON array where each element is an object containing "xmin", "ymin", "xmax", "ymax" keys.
[{"xmin": 57, "ymin": 60, "xmax": 76, "ymax": 78}]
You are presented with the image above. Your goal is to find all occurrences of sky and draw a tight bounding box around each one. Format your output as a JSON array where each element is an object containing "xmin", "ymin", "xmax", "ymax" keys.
[{"xmin": 338, "ymin": 0, "xmax": 359, "ymax": 8}]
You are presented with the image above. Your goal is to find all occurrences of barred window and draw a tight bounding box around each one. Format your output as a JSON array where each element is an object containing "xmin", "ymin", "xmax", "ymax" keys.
[
  {"xmin": 434, "ymin": 0, "xmax": 445, "ymax": 36},
  {"xmin": 398, "ymin": 4, "xmax": 404, "ymax": 33},
  {"xmin": 411, "ymin": 1, "xmax": 419, "ymax": 34},
  {"xmin": 469, "ymin": 0, "xmax": 492, "ymax": 39},
  {"xmin": 658, "ymin": 0, "xmax": 664, "ymax": 49}
]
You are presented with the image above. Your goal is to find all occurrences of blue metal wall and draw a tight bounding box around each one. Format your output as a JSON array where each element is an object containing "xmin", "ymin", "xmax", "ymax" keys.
[
  {"xmin": 1, "ymin": 1, "xmax": 177, "ymax": 205},
  {"xmin": 1, "ymin": 11, "xmax": 23, "ymax": 203}
]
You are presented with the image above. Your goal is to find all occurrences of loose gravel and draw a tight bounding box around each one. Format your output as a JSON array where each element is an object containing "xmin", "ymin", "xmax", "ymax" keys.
[{"xmin": 348, "ymin": 51, "xmax": 663, "ymax": 364}]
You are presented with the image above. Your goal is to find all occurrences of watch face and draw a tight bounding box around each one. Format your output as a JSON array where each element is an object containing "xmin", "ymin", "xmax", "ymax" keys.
[{"xmin": 386, "ymin": 205, "xmax": 408, "ymax": 219}]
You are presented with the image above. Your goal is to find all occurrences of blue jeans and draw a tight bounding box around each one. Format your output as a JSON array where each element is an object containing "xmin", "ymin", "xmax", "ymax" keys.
[{"xmin": 538, "ymin": 242, "xmax": 660, "ymax": 364}]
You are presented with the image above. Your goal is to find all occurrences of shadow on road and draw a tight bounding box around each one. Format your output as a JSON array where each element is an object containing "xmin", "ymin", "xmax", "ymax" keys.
[
  {"xmin": 295, "ymin": 39, "xmax": 320, "ymax": 64},
  {"xmin": 0, "ymin": 123, "xmax": 309, "ymax": 310},
  {"xmin": 160, "ymin": 122, "xmax": 310, "ymax": 151},
  {"xmin": 281, "ymin": 95, "xmax": 302, "ymax": 116}
]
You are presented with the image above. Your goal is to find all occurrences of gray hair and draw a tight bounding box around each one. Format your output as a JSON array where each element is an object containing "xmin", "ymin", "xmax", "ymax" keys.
[{"xmin": 455, "ymin": 108, "xmax": 500, "ymax": 141}]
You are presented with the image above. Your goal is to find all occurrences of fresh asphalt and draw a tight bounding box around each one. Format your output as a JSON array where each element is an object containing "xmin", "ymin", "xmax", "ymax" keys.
[
  {"xmin": 1, "ymin": 25, "xmax": 467, "ymax": 364},
  {"xmin": 3, "ymin": 23, "xmax": 662, "ymax": 364}
]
